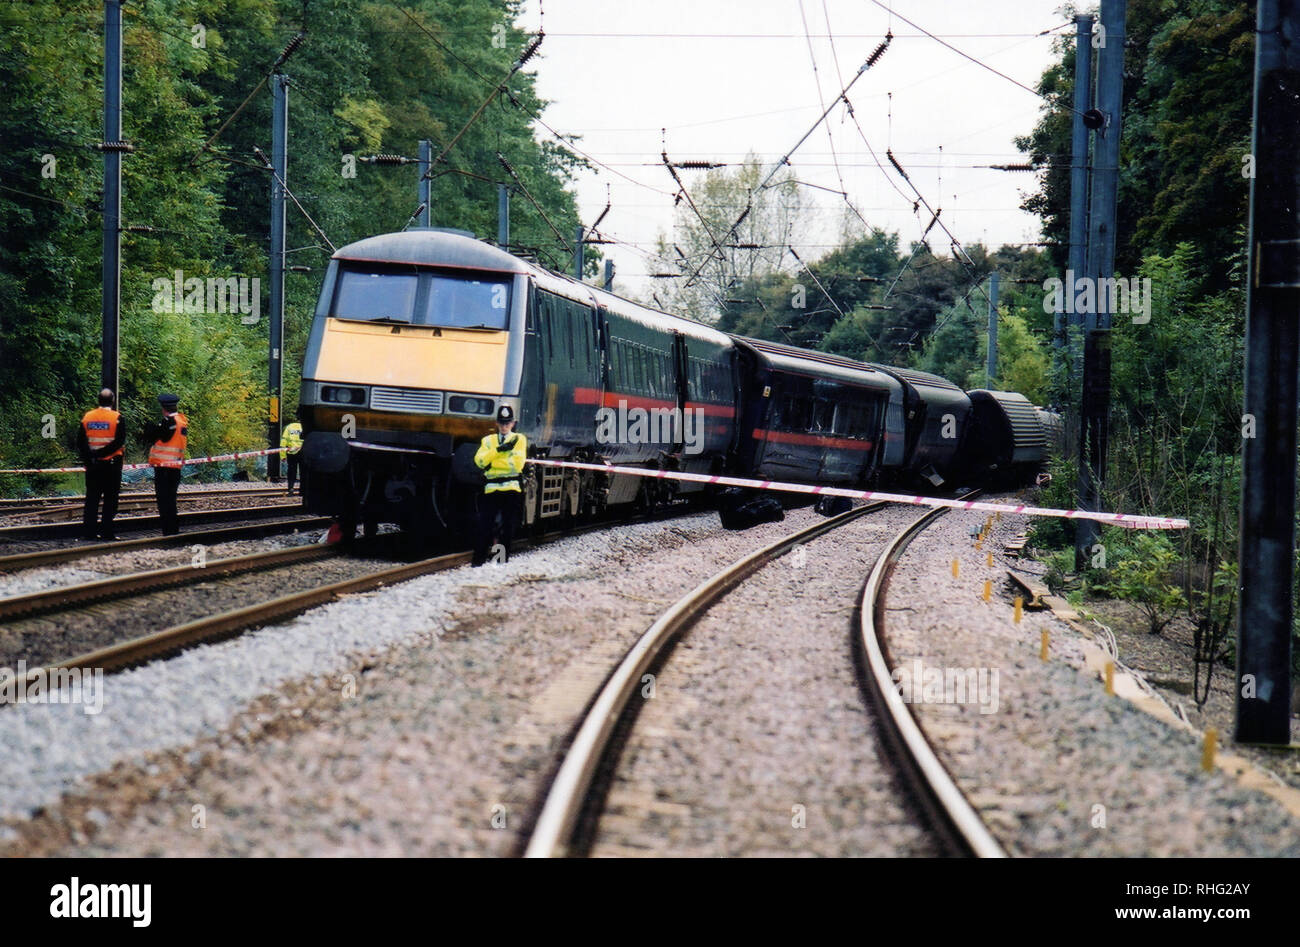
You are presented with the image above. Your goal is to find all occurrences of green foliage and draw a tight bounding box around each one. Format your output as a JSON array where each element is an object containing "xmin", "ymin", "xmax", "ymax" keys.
[
  {"xmin": 1095, "ymin": 533, "xmax": 1189, "ymax": 635},
  {"xmin": 0, "ymin": 0, "xmax": 584, "ymax": 482}
]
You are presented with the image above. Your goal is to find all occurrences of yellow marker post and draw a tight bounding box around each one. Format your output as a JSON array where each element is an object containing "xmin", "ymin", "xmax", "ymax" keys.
[
  {"xmin": 1202, "ymin": 728, "xmax": 1218, "ymax": 772},
  {"xmin": 1013, "ymin": 596, "xmax": 1023, "ymax": 624},
  {"xmin": 952, "ymin": 559, "xmax": 959, "ymax": 578},
  {"xmin": 1104, "ymin": 661, "xmax": 1115, "ymax": 696},
  {"xmin": 983, "ymin": 579, "xmax": 992, "ymax": 602},
  {"xmin": 986, "ymin": 551, "xmax": 993, "ymax": 567}
]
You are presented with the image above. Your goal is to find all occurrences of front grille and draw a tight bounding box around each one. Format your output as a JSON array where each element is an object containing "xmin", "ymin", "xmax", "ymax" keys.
[{"xmin": 369, "ymin": 386, "xmax": 443, "ymax": 414}]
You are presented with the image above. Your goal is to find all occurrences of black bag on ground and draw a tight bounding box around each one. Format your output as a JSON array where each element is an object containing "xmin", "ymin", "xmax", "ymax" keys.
[{"xmin": 718, "ymin": 488, "xmax": 785, "ymax": 530}]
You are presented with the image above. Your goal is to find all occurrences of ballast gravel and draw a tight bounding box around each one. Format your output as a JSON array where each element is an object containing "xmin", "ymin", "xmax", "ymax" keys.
[
  {"xmin": 586, "ymin": 506, "xmax": 937, "ymax": 856},
  {"xmin": 882, "ymin": 510, "xmax": 1300, "ymax": 857},
  {"xmin": 0, "ymin": 528, "xmax": 325, "ymax": 600},
  {"xmin": 0, "ymin": 506, "xmax": 846, "ymax": 855}
]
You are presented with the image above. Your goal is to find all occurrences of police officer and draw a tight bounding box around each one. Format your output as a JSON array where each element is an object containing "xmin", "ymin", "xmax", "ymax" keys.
[
  {"xmin": 76, "ymin": 388, "xmax": 125, "ymax": 540},
  {"xmin": 472, "ymin": 405, "xmax": 527, "ymax": 566},
  {"xmin": 145, "ymin": 393, "xmax": 188, "ymax": 535},
  {"xmin": 280, "ymin": 420, "xmax": 304, "ymax": 495}
]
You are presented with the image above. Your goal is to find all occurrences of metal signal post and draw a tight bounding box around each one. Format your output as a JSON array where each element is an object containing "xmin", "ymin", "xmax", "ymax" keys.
[
  {"xmin": 1237, "ymin": 0, "xmax": 1299, "ymax": 745},
  {"xmin": 100, "ymin": 0, "xmax": 124, "ymax": 396},
  {"xmin": 267, "ymin": 74, "xmax": 288, "ymax": 481}
]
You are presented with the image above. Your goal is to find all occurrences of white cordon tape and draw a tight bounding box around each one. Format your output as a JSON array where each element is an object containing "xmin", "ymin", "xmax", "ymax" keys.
[
  {"xmin": 0, "ymin": 447, "xmax": 287, "ymax": 476},
  {"xmin": 529, "ymin": 458, "xmax": 1190, "ymax": 530}
]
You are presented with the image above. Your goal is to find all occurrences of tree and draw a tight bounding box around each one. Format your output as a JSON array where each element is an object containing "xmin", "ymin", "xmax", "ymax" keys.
[{"xmin": 649, "ymin": 155, "xmax": 802, "ymax": 324}]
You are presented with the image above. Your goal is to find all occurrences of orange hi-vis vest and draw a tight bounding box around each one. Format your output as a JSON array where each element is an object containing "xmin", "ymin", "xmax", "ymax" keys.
[
  {"xmin": 149, "ymin": 412, "xmax": 189, "ymax": 468},
  {"xmin": 81, "ymin": 407, "xmax": 123, "ymax": 460}
]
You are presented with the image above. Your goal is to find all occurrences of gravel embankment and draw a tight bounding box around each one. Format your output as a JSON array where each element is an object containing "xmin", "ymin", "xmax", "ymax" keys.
[
  {"xmin": 0, "ymin": 528, "xmax": 326, "ymax": 599},
  {"xmin": 0, "ymin": 506, "xmax": 842, "ymax": 856},
  {"xmin": 882, "ymin": 508, "xmax": 1300, "ymax": 857},
  {"xmin": 586, "ymin": 505, "xmax": 936, "ymax": 856},
  {"xmin": 0, "ymin": 552, "xmax": 400, "ymax": 669}
]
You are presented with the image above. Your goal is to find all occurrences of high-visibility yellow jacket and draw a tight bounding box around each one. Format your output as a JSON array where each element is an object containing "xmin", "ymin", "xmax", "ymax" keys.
[
  {"xmin": 474, "ymin": 431, "xmax": 528, "ymax": 493},
  {"xmin": 281, "ymin": 422, "xmax": 304, "ymax": 454}
]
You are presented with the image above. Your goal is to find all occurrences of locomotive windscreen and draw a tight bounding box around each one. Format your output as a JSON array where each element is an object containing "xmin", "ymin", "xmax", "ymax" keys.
[{"xmin": 331, "ymin": 264, "xmax": 511, "ymax": 330}]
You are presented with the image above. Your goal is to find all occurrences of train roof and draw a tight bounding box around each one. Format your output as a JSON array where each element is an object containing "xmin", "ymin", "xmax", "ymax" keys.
[
  {"xmin": 735, "ymin": 336, "xmax": 902, "ymax": 392},
  {"xmin": 334, "ymin": 228, "xmax": 732, "ymax": 349},
  {"xmin": 332, "ymin": 229, "xmax": 529, "ymax": 274}
]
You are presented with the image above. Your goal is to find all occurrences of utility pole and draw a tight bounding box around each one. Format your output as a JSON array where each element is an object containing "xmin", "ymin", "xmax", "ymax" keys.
[
  {"xmin": 573, "ymin": 225, "xmax": 584, "ymax": 281},
  {"xmin": 417, "ymin": 139, "xmax": 431, "ymax": 227},
  {"xmin": 985, "ymin": 271, "xmax": 999, "ymax": 387},
  {"xmin": 1075, "ymin": 0, "xmax": 1124, "ymax": 569},
  {"xmin": 267, "ymin": 74, "xmax": 288, "ymax": 482},
  {"xmin": 604, "ymin": 259, "xmax": 615, "ymax": 292},
  {"xmin": 498, "ymin": 184, "xmax": 510, "ymax": 249},
  {"xmin": 1237, "ymin": 0, "xmax": 1299, "ymax": 745},
  {"xmin": 100, "ymin": 0, "xmax": 124, "ymax": 396},
  {"xmin": 1064, "ymin": 14, "xmax": 1094, "ymax": 382}
]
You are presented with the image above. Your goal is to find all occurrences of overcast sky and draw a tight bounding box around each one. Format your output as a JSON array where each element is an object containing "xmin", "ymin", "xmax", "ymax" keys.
[{"xmin": 514, "ymin": 0, "xmax": 1079, "ymax": 295}]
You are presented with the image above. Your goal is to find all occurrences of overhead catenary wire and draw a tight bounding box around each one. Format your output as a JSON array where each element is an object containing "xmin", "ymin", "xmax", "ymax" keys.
[
  {"xmin": 865, "ymin": 1, "xmax": 1083, "ymax": 118},
  {"xmin": 679, "ymin": 29, "xmax": 893, "ymax": 292}
]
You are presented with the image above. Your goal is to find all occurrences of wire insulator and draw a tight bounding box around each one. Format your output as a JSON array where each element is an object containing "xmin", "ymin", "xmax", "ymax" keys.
[
  {"xmin": 273, "ymin": 32, "xmax": 306, "ymax": 70},
  {"xmin": 365, "ymin": 154, "xmax": 412, "ymax": 165},
  {"xmin": 514, "ymin": 31, "xmax": 544, "ymax": 69},
  {"xmin": 989, "ymin": 163, "xmax": 1036, "ymax": 171},
  {"xmin": 886, "ymin": 149, "xmax": 909, "ymax": 180},
  {"xmin": 96, "ymin": 141, "xmax": 135, "ymax": 153},
  {"xmin": 673, "ymin": 160, "xmax": 723, "ymax": 170},
  {"xmin": 864, "ymin": 31, "xmax": 892, "ymax": 69}
]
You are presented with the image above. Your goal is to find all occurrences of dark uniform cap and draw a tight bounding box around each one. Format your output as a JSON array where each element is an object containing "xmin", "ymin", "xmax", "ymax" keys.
[
  {"xmin": 497, "ymin": 405, "xmax": 515, "ymax": 424},
  {"xmin": 158, "ymin": 392, "xmax": 180, "ymax": 408}
]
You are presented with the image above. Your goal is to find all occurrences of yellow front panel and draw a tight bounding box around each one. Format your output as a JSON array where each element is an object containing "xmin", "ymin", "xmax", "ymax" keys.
[{"xmin": 314, "ymin": 318, "xmax": 508, "ymax": 392}]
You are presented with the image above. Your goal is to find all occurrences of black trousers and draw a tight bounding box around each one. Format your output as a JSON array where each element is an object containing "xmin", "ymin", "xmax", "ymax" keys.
[
  {"xmin": 83, "ymin": 458, "xmax": 123, "ymax": 538},
  {"xmin": 286, "ymin": 455, "xmax": 300, "ymax": 494},
  {"xmin": 153, "ymin": 466, "xmax": 182, "ymax": 535},
  {"xmin": 473, "ymin": 490, "xmax": 522, "ymax": 565}
]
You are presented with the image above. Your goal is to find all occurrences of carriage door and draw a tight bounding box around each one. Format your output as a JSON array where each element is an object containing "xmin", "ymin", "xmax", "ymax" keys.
[{"xmin": 672, "ymin": 333, "xmax": 689, "ymax": 454}]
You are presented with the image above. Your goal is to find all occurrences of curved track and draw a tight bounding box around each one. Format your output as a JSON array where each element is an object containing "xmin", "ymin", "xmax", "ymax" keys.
[
  {"xmin": 856, "ymin": 499, "xmax": 1007, "ymax": 858},
  {"xmin": 523, "ymin": 496, "xmax": 1005, "ymax": 858}
]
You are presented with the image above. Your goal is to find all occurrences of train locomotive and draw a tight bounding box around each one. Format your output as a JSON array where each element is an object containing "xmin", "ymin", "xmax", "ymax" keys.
[{"xmin": 296, "ymin": 227, "xmax": 1056, "ymax": 538}]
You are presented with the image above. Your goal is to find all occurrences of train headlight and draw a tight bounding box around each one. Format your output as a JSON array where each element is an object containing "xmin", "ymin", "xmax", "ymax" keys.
[
  {"xmin": 321, "ymin": 385, "xmax": 367, "ymax": 406},
  {"xmin": 448, "ymin": 395, "xmax": 495, "ymax": 416}
]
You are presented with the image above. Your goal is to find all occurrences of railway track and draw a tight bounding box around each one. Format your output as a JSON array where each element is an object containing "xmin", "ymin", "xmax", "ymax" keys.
[
  {"xmin": 0, "ymin": 485, "xmax": 288, "ymax": 508},
  {"xmin": 2, "ymin": 518, "xmax": 611, "ymax": 684},
  {"xmin": 0, "ymin": 516, "xmax": 331, "ymax": 572},
  {"xmin": 0, "ymin": 487, "xmax": 289, "ymax": 521},
  {"xmin": 522, "ymin": 495, "xmax": 1005, "ymax": 858},
  {"xmin": 0, "ymin": 501, "xmax": 307, "ymax": 542}
]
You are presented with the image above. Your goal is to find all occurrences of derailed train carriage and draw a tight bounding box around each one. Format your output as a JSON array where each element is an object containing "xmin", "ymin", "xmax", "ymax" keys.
[{"xmin": 296, "ymin": 228, "xmax": 1057, "ymax": 537}]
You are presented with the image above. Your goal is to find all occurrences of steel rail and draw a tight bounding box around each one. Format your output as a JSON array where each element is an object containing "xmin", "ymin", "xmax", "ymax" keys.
[
  {"xmin": 31, "ymin": 550, "xmax": 473, "ymax": 676},
  {"xmin": 0, "ymin": 486, "xmax": 289, "ymax": 508},
  {"xmin": 19, "ymin": 519, "xmax": 613, "ymax": 680},
  {"xmin": 0, "ymin": 543, "xmax": 337, "ymax": 620},
  {"xmin": 1, "ymin": 488, "xmax": 288, "ymax": 518},
  {"xmin": 0, "ymin": 502, "xmax": 306, "ymax": 542},
  {"xmin": 856, "ymin": 497, "xmax": 1007, "ymax": 858},
  {"xmin": 0, "ymin": 517, "xmax": 331, "ymax": 572},
  {"xmin": 524, "ymin": 501, "xmax": 884, "ymax": 858}
]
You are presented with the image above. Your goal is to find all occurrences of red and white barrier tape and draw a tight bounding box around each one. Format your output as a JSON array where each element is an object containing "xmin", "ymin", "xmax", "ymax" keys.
[
  {"xmin": 528, "ymin": 458, "xmax": 1190, "ymax": 530},
  {"xmin": 0, "ymin": 447, "xmax": 286, "ymax": 475}
]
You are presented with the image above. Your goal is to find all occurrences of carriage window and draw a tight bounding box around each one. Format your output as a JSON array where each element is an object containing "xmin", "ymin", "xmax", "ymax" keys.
[{"xmin": 812, "ymin": 399, "xmax": 834, "ymax": 433}]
